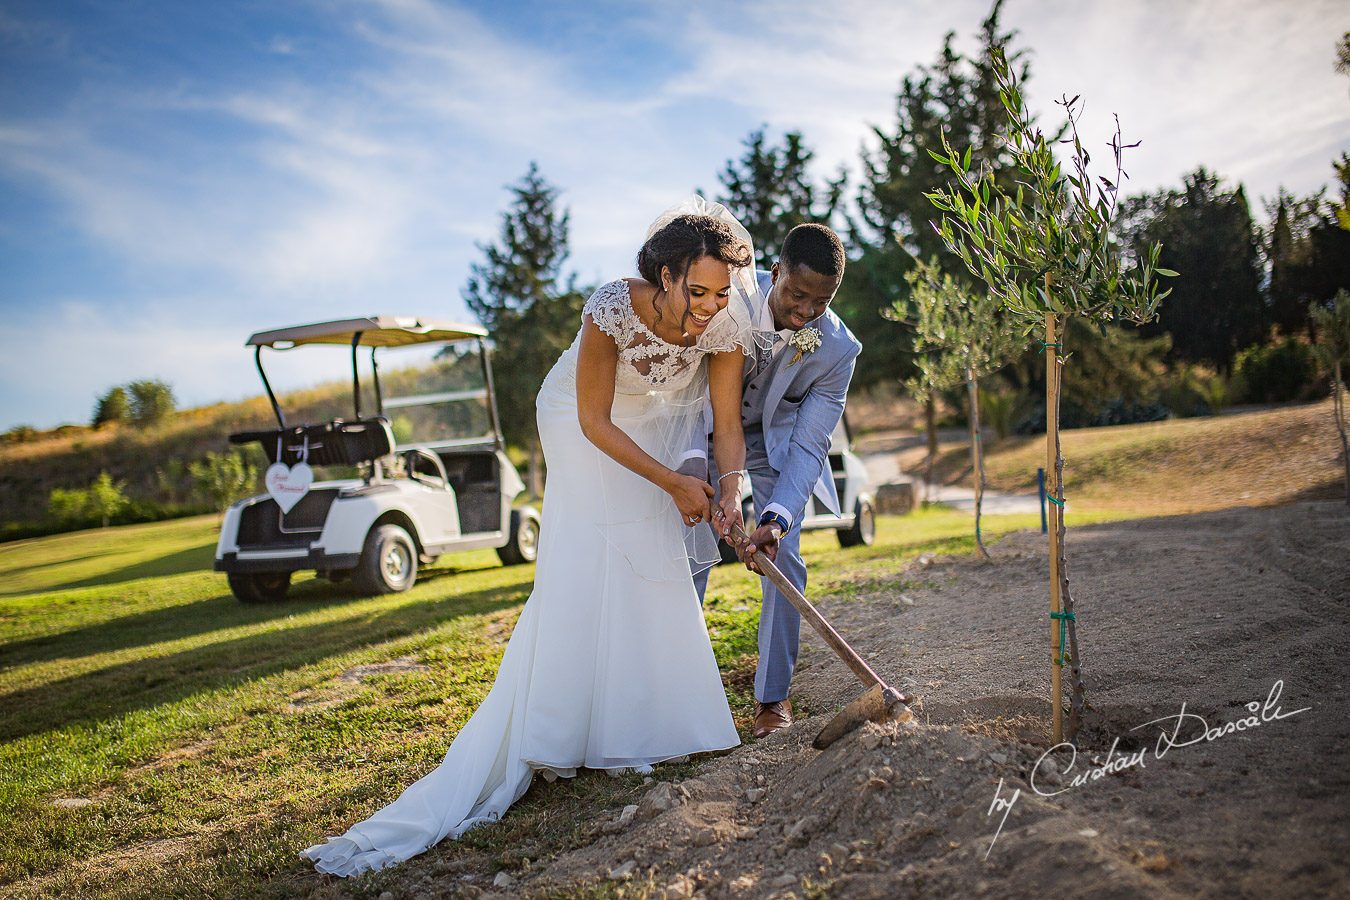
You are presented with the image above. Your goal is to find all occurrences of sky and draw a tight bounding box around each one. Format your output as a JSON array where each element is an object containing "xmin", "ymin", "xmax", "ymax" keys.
[{"xmin": 2, "ymin": 0, "xmax": 1348, "ymax": 432}]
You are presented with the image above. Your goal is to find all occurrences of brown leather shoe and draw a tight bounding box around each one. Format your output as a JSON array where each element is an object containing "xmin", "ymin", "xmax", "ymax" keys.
[{"xmin": 753, "ymin": 700, "xmax": 793, "ymax": 739}]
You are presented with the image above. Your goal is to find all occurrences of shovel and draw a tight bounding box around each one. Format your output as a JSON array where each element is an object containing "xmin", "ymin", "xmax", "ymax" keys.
[{"xmin": 726, "ymin": 521, "xmax": 914, "ymax": 750}]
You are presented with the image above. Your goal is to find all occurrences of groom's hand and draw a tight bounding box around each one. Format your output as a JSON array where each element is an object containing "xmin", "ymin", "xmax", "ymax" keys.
[{"xmin": 738, "ymin": 522, "xmax": 781, "ymax": 574}]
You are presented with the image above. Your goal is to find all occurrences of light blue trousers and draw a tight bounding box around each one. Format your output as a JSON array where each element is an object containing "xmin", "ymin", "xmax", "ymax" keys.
[{"xmin": 693, "ymin": 440, "xmax": 805, "ymax": 705}]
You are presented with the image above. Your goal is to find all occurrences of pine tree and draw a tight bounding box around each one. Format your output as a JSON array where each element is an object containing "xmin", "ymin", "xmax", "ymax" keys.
[
  {"xmin": 93, "ymin": 385, "xmax": 130, "ymax": 427},
  {"xmin": 1326, "ymin": 153, "xmax": 1350, "ymax": 234},
  {"xmin": 463, "ymin": 163, "xmax": 587, "ymax": 494},
  {"xmin": 1120, "ymin": 169, "xmax": 1265, "ymax": 370},
  {"xmin": 1259, "ymin": 184, "xmax": 1350, "ymax": 336},
  {"xmin": 716, "ymin": 130, "xmax": 843, "ymax": 270},
  {"xmin": 837, "ymin": 0, "xmax": 1025, "ymax": 391}
]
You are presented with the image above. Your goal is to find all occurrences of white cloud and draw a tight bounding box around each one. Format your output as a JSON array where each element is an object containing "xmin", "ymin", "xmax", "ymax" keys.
[
  {"xmin": 3, "ymin": 0, "xmax": 1349, "ymax": 431},
  {"xmin": 662, "ymin": 0, "xmax": 1350, "ymax": 204}
]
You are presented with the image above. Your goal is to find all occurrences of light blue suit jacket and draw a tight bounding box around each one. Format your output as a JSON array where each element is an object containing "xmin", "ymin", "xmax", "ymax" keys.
[{"xmin": 747, "ymin": 270, "xmax": 861, "ymax": 524}]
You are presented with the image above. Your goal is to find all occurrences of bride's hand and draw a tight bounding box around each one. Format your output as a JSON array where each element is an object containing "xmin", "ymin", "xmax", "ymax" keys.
[
  {"xmin": 668, "ymin": 473, "xmax": 715, "ymax": 526},
  {"xmin": 714, "ymin": 491, "xmax": 743, "ymax": 539}
]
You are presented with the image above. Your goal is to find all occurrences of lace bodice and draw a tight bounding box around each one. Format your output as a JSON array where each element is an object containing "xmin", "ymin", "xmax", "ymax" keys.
[{"xmin": 544, "ymin": 280, "xmax": 750, "ymax": 398}]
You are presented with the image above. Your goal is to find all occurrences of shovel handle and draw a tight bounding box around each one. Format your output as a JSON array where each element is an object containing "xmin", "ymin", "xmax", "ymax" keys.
[{"xmin": 728, "ymin": 521, "xmax": 884, "ymax": 691}]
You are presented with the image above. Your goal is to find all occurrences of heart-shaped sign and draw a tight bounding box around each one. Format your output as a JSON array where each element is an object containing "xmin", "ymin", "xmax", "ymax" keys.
[{"xmin": 265, "ymin": 461, "xmax": 313, "ymax": 514}]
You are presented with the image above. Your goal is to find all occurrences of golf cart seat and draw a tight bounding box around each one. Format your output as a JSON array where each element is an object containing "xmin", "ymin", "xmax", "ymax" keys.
[{"xmin": 229, "ymin": 418, "xmax": 396, "ymax": 467}]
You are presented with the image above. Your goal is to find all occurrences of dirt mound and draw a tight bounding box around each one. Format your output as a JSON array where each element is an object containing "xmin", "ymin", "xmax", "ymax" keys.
[
  {"xmin": 514, "ymin": 717, "xmax": 1148, "ymax": 900},
  {"xmin": 379, "ymin": 501, "xmax": 1349, "ymax": 899}
]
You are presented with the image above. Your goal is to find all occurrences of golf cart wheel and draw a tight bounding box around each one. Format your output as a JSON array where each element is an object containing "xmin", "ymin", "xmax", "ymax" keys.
[
  {"xmin": 718, "ymin": 497, "xmax": 756, "ymax": 565},
  {"xmin": 228, "ymin": 571, "xmax": 292, "ymax": 604},
  {"xmin": 838, "ymin": 495, "xmax": 876, "ymax": 548},
  {"xmin": 352, "ymin": 524, "xmax": 419, "ymax": 595},
  {"xmin": 497, "ymin": 507, "xmax": 540, "ymax": 565}
]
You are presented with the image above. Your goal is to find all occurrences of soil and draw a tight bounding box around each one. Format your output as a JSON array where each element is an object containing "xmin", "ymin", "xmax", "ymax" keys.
[{"xmin": 364, "ymin": 501, "xmax": 1349, "ymax": 900}]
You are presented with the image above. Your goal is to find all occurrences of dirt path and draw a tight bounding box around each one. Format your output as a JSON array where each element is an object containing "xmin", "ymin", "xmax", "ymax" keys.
[{"xmin": 437, "ymin": 501, "xmax": 1350, "ymax": 900}]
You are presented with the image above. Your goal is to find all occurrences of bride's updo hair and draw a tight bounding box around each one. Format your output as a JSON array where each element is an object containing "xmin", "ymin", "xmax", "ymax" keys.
[{"xmin": 637, "ymin": 214, "xmax": 753, "ymax": 327}]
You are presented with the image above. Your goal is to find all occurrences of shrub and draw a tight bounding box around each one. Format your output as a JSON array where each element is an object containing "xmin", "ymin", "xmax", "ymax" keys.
[
  {"xmin": 189, "ymin": 451, "xmax": 258, "ymax": 510},
  {"xmin": 1014, "ymin": 398, "xmax": 1170, "ymax": 434},
  {"xmin": 128, "ymin": 379, "xmax": 176, "ymax": 427},
  {"xmin": 1234, "ymin": 336, "xmax": 1319, "ymax": 404},
  {"xmin": 1161, "ymin": 364, "xmax": 1233, "ymax": 418},
  {"xmin": 48, "ymin": 486, "xmax": 91, "ymax": 522},
  {"xmin": 93, "ymin": 386, "xmax": 130, "ymax": 427},
  {"xmin": 3, "ymin": 425, "xmax": 38, "ymax": 446},
  {"xmin": 978, "ymin": 387, "xmax": 1027, "ymax": 441}
]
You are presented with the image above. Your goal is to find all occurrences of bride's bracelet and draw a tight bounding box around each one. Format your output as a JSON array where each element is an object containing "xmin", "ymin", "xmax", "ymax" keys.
[{"xmin": 718, "ymin": 469, "xmax": 748, "ymax": 485}]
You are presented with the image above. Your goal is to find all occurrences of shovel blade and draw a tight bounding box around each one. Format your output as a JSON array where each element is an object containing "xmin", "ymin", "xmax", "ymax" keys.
[{"xmin": 812, "ymin": 682, "xmax": 914, "ymax": 751}]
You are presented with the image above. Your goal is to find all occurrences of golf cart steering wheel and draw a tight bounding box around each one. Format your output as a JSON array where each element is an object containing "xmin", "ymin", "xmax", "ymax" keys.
[{"xmin": 403, "ymin": 448, "xmax": 449, "ymax": 490}]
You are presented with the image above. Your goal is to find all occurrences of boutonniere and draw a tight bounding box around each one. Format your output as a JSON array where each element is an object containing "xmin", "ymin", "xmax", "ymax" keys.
[{"xmin": 786, "ymin": 327, "xmax": 822, "ymax": 367}]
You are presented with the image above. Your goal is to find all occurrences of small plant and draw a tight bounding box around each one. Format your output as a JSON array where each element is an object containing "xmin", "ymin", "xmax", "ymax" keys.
[
  {"xmin": 189, "ymin": 451, "xmax": 259, "ymax": 511},
  {"xmin": 1198, "ymin": 369, "xmax": 1230, "ymax": 415},
  {"xmin": 47, "ymin": 471, "xmax": 128, "ymax": 528},
  {"xmin": 87, "ymin": 471, "xmax": 129, "ymax": 527},
  {"xmin": 978, "ymin": 386, "xmax": 1022, "ymax": 441},
  {"xmin": 926, "ymin": 48, "xmax": 1173, "ymax": 742},
  {"xmin": 1310, "ymin": 290, "xmax": 1350, "ymax": 505},
  {"xmin": 900, "ymin": 258, "xmax": 1022, "ymax": 558}
]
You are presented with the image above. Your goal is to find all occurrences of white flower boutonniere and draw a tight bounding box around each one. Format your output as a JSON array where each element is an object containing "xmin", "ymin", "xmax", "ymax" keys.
[{"xmin": 787, "ymin": 326, "xmax": 823, "ymax": 368}]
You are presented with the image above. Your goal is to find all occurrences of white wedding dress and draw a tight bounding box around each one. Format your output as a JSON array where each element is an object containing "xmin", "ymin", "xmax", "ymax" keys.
[{"xmin": 302, "ymin": 280, "xmax": 749, "ymax": 876}]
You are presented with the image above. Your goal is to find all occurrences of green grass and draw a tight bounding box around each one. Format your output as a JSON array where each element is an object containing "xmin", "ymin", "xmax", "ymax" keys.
[
  {"xmin": 0, "ymin": 515, "xmax": 222, "ymax": 598},
  {"xmin": 0, "ymin": 506, "xmax": 1105, "ymax": 898}
]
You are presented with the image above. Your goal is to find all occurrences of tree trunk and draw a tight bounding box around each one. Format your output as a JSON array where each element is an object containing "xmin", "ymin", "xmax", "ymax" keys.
[
  {"xmin": 1045, "ymin": 311, "xmax": 1085, "ymax": 745},
  {"xmin": 966, "ymin": 369, "xmax": 988, "ymax": 559},
  {"xmin": 924, "ymin": 397, "xmax": 938, "ymax": 505},
  {"xmin": 1045, "ymin": 314, "xmax": 1063, "ymax": 744},
  {"xmin": 1336, "ymin": 360, "xmax": 1349, "ymax": 507}
]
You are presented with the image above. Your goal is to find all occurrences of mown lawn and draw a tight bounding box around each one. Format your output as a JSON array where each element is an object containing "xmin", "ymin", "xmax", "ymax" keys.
[{"xmin": 0, "ymin": 506, "xmax": 1053, "ymax": 899}]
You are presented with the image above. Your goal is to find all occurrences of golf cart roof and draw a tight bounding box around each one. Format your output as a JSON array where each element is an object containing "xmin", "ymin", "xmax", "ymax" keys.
[{"xmin": 247, "ymin": 316, "xmax": 487, "ymax": 349}]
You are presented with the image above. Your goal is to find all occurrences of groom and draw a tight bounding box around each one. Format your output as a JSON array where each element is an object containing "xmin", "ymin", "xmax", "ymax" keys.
[{"xmin": 691, "ymin": 223, "xmax": 859, "ymax": 739}]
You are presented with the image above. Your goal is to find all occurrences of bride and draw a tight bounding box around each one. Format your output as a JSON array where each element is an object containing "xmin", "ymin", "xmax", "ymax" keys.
[{"xmin": 303, "ymin": 199, "xmax": 761, "ymax": 876}]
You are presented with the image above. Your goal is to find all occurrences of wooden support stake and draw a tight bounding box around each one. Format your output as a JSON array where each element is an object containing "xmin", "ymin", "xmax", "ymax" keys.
[
  {"xmin": 1045, "ymin": 311, "xmax": 1063, "ymax": 745},
  {"xmin": 1335, "ymin": 359, "xmax": 1349, "ymax": 507},
  {"xmin": 966, "ymin": 368, "xmax": 989, "ymax": 559}
]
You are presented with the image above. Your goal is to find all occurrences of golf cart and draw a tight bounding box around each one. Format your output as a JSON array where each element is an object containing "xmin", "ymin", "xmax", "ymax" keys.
[
  {"xmin": 719, "ymin": 413, "xmax": 875, "ymax": 563},
  {"xmin": 214, "ymin": 316, "xmax": 539, "ymax": 603}
]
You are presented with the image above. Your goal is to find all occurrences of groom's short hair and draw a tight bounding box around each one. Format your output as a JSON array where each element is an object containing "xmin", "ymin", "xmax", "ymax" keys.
[{"xmin": 780, "ymin": 223, "xmax": 845, "ymax": 279}]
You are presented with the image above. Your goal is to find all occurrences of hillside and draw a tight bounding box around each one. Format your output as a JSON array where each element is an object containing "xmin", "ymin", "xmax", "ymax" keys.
[
  {"xmin": 890, "ymin": 399, "xmax": 1346, "ymax": 516},
  {"xmin": 5, "ymin": 387, "xmax": 1344, "ymax": 538},
  {"xmin": 0, "ymin": 380, "xmax": 363, "ymax": 530}
]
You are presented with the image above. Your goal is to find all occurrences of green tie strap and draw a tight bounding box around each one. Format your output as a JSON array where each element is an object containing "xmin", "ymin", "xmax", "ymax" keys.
[{"xmin": 1050, "ymin": 610, "xmax": 1076, "ymax": 666}]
